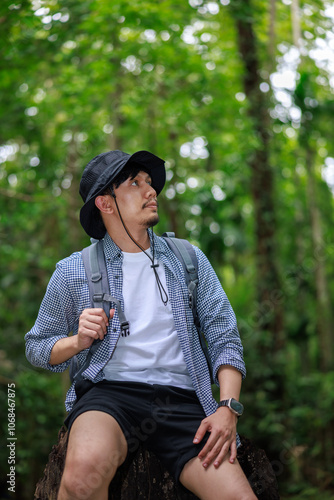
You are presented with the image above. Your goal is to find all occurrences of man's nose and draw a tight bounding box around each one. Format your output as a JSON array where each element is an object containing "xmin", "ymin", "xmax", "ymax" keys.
[{"xmin": 145, "ymin": 184, "xmax": 157, "ymax": 198}]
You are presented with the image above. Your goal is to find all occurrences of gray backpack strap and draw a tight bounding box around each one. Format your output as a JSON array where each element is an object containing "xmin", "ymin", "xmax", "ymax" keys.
[
  {"xmin": 162, "ymin": 233, "xmax": 199, "ymax": 317},
  {"xmin": 83, "ymin": 240, "xmax": 129, "ymax": 336},
  {"xmin": 70, "ymin": 240, "xmax": 129, "ymax": 384},
  {"xmin": 162, "ymin": 233, "xmax": 213, "ymax": 382},
  {"xmin": 82, "ymin": 240, "xmax": 110, "ymax": 316}
]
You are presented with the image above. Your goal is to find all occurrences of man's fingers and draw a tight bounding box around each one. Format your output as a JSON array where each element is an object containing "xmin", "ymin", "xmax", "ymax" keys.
[
  {"xmin": 197, "ymin": 431, "xmax": 221, "ymax": 462},
  {"xmin": 211, "ymin": 439, "xmax": 237, "ymax": 468},
  {"xmin": 90, "ymin": 309, "xmax": 115, "ymax": 336},
  {"xmin": 80, "ymin": 321, "xmax": 106, "ymax": 339},
  {"xmin": 83, "ymin": 308, "xmax": 109, "ymax": 324},
  {"xmin": 78, "ymin": 308, "xmax": 112, "ymax": 342},
  {"xmin": 193, "ymin": 420, "xmax": 209, "ymax": 444},
  {"xmin": 197, "ymin": 428, "xmax": 236, "ymax": 468},
  {"xmin": 77, "ymin": 308, "xmax": 116, "ymax": 350},
  {"xmin": 82, "ymin": 309, "xmax": 109, "ymax": 327},
  {"xmin": 202, "ymin": 437, "xmax": 233, "ymax": 468},
  {"xmin": 229, "ymin": 440, "xmax": 237, "ymax": 464}
]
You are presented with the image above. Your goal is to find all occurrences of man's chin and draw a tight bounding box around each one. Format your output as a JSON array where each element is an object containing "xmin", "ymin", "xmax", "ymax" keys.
[{"xmin": 143, "ymin": 214, "xmax": 159, "ymax": 229}]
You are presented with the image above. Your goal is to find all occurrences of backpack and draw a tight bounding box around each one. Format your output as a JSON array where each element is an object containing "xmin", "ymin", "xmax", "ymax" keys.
[{"xmin": 70, "ymin": 233, "xmax": 213, "ymax": 384}]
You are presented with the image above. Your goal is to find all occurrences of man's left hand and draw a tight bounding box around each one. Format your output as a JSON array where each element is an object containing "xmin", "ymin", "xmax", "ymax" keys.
[{"xmin": 193, "ymin": 407, "xmax": 238, "ymax": 469}]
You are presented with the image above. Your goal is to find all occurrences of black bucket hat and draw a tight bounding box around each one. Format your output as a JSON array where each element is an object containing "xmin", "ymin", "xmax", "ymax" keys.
[{"xmin": 79, "ymin": 150, "xmax": 166, "ymax": 239}]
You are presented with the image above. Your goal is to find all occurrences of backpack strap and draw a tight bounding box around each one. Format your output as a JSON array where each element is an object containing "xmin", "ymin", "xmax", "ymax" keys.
[
  {"xmin": 162, "ymin": 233, "xmax": 214, "ymax": 383},
  {"xmin": 83, "ymin": 240, "xmax": 129, "ymax": 335},
  {"xmin": 83, "ymin": 240, "xmax": 109, "ymax": 315},
  {"xmin": 70, "ymin": 240, "xmax": 129, "ymax": 384}
]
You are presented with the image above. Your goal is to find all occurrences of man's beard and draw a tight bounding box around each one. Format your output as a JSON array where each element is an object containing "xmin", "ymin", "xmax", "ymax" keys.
[
  {"xmin": 142, "ymin": 213, "xmax": 159, "ymax": 229},
  {"xmin": 141, "ymin": 198, "xmax": 159, "ymax": 229}
]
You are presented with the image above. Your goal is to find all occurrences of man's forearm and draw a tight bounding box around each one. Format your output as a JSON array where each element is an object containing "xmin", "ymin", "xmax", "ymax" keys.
[
  {"xmin": 217, "ymin": 365, "xmax": 242, "ymax": 401},
  {"xmin": 49, "ymin": 336, "xmax": 81, "ymax": 365},
  {"xmin": 49, "ymin": 308, "xmax": 111, "ymax": 366}
]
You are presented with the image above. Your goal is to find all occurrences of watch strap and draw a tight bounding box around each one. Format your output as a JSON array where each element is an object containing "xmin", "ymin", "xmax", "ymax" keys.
[
  {"xmin": 217, "ymin": 398, "xmax": 243, "ymax": 416},
  {"xmin": 217, "ymin": 399, "xmax": 230, "ymax": 408}
]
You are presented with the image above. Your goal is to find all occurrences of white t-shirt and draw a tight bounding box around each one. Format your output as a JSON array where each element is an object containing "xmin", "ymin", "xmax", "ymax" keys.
[{"xmin": 103, "ymin": 250, "xmax": 193, "ymax": 389}]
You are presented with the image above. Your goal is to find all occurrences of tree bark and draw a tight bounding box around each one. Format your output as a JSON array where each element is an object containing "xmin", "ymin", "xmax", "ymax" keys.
[
  {"xmin": 268, "ymin": 0, "xmax": 276, "ymax": 72},
  {"xmin": 229, "ymin": 0, "xmax": 284, "ymax": 346},
  {"xmin": 34, "ymin": 426, "xmax": 280, "ymax": 500},
  {"xmin": 291, "ymin": 0, "xmax": 333, "ymax": 371},
  {"xmin": 305, "ymin": 145, "xmax": 333, "ymax": 371},
  {"xmin": 291, "ymin": 0, "xmax": 302, "ymax": 49},
  {"xmin": 64, "ymin": 134, "xmax": 83, "ymax": 251}
]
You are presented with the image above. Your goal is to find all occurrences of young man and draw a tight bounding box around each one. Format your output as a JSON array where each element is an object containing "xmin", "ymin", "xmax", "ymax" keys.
[{"xmin": 25, "ymin": 150, "xmax": 256, "ymax": 500}]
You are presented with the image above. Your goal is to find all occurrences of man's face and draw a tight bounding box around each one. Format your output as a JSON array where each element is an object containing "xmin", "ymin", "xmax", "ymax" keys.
[{"xmin": 113, "ymin": 170, "xmax": 159, "ymax": 229}]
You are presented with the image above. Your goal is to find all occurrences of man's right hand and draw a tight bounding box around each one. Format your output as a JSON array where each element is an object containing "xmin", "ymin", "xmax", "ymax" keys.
[
  {"xmin": 49, "ymin": 308, "xmax": 114, "ymax": 365},
  {"xmin": 77, "ymin": 308, "xmax": 115, "ymax": 350}
]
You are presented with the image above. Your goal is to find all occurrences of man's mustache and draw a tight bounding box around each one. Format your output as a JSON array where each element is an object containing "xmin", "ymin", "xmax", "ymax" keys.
[{"xmin": 142, "ymin": 198, "xmax": 159, "ymax": 209}]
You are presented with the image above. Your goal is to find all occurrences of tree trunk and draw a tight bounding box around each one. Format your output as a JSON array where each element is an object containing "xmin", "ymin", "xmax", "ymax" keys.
[
  {"xmin": 291, "ymin": 0, "xmax": 302, "ymax": 48},
  {"xmin": 268, "ymin": 0, "xmax": 276, "ymax": 72},
  {"xmin": 229, "ymin": 0, "xmax": 284, "ymax": 346},
  {"xmin": 291, "ymin": 0, "xmax": 333, "ymax": 371},
  {"xmin": 64, "ymin": 135, "xmax": 84, "ymax": 251},
  {"xmin": 34, "ymin": 426, "xmax": 280, "ymax": 500},
  {"xmin": 290, "ymin": 164, "xmax": 311, "ymax": 374},
  {"xmin": 109, "ymin": 78, "xmax": 125, "ymax": 151},
  {"xmin": 305, "ymin": 145, "xmax": 333, "ymax": 371}
]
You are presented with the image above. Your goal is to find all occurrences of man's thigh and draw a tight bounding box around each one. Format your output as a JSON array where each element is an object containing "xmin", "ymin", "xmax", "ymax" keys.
[
  {"xmin": 180, "ymin": 454, "xmax": 257, "ymax": 500},
  {"xmin": 64, "ymin": 410, "xmax": 128, "ymax": 482}
]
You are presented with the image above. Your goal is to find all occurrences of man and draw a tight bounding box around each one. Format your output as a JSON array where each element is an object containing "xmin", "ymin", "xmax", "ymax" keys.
[{"xmin": 26, "ymin": 150, "xmax": 256, "ymax": 500}]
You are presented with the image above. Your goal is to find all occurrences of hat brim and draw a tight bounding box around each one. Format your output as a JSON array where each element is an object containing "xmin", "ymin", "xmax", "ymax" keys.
[{"xmin": 80, "ymin": 150, "xmax": 165, "ymax": 239}]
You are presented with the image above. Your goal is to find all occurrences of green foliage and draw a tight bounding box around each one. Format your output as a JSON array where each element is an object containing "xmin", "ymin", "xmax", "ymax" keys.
[
  {"xmin": 1, "ymin": 0, "xmax": 334, "ymax": 498},
  {"xmin": 0, "ymin": 370, "xmax": 65, "ymax": 499}
]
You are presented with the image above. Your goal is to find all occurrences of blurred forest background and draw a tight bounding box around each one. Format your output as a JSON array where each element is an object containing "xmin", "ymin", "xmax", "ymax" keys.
[{"xmin": 1, "ymin": 0, "xmax": 334, "ymax": 498}]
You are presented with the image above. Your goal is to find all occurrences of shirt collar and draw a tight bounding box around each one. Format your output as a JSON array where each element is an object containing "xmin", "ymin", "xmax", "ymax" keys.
[
  {"xmin": 102, "ymin": 230, "xmax": 168, "ymax": 261},
  {"xmin": 103, "ymin": 232, "xmax": 122, "ymax": 260}
]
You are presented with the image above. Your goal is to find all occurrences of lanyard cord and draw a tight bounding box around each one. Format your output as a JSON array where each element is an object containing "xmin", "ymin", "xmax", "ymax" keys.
[{"xmin": 113, "ymin": 197, "xmax": 169, "ymax": 306}]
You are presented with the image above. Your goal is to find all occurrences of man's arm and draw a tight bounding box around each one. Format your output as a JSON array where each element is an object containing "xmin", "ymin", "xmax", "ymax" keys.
[
  {"xmin": 194, "ymin": 247, "xmax": 246, "ymax": 381},
  {"xmin": 217, "ymin": 365, "xmax": 242, "ymax": 402},
  {"xmin": 49, "ymin": 308, "xmax": 114, "ymax": 365},
  {"xmin": 25, "ymin": 258, "xmax": 112, "ymax": 372},
  {"xmin": 193, "ymin": 365, "xmax": 242, "ymax": 469},
  {"xmin": 189, "ymin": 248, "xmax": 245, "ymax": 468}
]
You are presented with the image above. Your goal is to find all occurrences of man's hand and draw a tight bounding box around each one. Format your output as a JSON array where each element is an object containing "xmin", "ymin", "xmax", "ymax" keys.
[
  {"xmin": 193, "ymin": 407, "xmax": 238, "ymax": 469},
  {"xmin": 77, "ymin": 308, "xmax": 115, "ymax": 351},
  {"xmin": 49, "ymin": 308, "xmax": 114, "ymax": 365}
]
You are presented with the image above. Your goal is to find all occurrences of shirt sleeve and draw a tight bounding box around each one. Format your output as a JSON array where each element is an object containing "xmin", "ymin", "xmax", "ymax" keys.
[
  {"xmin": 194, "ymin": 247, "xmax": 246, "ymax": 383},
  {"xmin": 25, "ymin": 262, "xmax": 77, "ymax": 373}
]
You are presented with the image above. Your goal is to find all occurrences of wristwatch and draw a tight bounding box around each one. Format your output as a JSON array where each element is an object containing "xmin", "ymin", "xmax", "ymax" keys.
[{"xmin": 217, "ymin": 398, "xmax": 244, "ymax": 416}]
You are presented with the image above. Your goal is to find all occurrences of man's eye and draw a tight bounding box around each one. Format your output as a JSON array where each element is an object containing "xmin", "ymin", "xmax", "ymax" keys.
[{"xmin": 131, "ymin": 180, "xmax": 138, "ymax": 186}]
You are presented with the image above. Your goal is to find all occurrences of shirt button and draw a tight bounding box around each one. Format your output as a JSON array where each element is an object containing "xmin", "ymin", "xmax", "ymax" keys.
[{"xmin": 113, "ymin": 328, "xmax": 117, "ymax": 333}]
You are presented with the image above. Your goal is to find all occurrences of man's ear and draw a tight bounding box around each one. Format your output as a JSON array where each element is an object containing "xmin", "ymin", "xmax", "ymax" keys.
[{"xmin": 95, "ymin": 195, "xmax": 114, "ymax": 214}]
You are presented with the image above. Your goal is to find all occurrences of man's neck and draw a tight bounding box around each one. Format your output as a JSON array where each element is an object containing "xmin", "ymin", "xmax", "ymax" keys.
[{"xmin": 107, "ymin": 227, "xmax": 151, "ymax": 253}]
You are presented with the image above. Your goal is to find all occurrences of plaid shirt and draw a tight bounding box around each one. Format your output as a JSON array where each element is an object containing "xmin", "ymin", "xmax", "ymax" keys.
[{"xmin": 25, "ymin": 232, "xmax": 246, "ymax": 414}]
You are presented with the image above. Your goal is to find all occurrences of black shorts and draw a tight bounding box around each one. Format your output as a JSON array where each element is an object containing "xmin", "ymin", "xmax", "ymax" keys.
[{"xmin": 64, "ymin": 380, "xmax": 210, "ymax": 481}]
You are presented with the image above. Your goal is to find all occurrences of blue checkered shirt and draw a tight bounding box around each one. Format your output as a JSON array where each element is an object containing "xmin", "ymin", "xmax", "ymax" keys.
[{"xmin": 25, "ymin": 232, "xmax": 246, "ymax": 415}]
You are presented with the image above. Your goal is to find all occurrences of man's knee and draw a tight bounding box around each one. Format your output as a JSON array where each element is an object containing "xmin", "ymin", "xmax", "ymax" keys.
[
  {"xmin": 238, "ymin": 492, "xmax": 257, "ymax": 500},
  {"xmin": 59, "ymin": 447, "xmax": 123, "ymax": 499},
  {"xmin": 60, "ymin": 466, "xmax": 102, "ymax": 500}
]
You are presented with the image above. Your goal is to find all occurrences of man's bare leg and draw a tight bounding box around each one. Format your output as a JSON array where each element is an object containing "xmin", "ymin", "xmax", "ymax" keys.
[
  {"xmin": 180, "ymin": 453, "xmax": 257, "ymax": 500},
  {"xmin": 58, "ymin": 411, "xmax": 128, "ymax": 500}
]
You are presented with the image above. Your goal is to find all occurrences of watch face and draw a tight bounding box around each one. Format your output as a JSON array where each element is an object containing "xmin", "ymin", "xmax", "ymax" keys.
[{"xmin": 230, "ymin": 398, "xmax": 244, "ymax": 415}]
